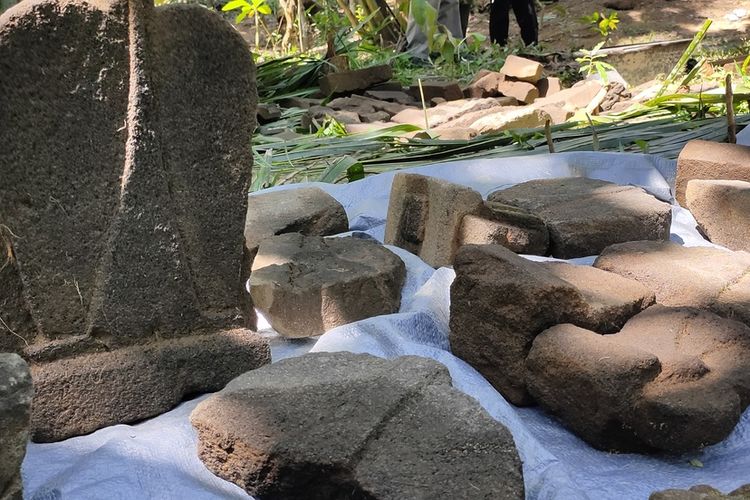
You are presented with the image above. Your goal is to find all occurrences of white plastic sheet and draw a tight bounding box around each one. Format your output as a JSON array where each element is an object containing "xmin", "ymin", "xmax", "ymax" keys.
[{"xmin": 23, "ymin": 152, "xmax": 750, "ymax": 500}]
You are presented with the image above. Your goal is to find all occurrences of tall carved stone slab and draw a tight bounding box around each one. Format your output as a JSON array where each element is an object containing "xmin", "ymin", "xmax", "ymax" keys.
[{"xmin": 0, "ymin": 0, "xmax": 269, "ymax": 442}]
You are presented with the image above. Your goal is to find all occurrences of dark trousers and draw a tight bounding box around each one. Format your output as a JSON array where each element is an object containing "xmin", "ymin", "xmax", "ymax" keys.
[{"xmin": 489, "ymin": 0, "xmax": 538, "ymax": 46}]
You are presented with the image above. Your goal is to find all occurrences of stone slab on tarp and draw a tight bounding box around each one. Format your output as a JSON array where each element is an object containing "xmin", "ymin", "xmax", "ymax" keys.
[
  {"xmin": 191, "ymin": 352, "xmax": 524, "ymax": 500},
  {"xmin": 250, "ymin": 234, "xmax": 405, "ymax": 338},
  {"xmin": 489, "ymin": 177, "xmax": 672, "ymax": 258}
]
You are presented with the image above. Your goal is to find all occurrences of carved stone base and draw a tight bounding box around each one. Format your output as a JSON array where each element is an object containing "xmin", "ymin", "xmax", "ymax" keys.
[{"xmin": 29, "ymin": 329, "xmax": 270, "ymax": 442}]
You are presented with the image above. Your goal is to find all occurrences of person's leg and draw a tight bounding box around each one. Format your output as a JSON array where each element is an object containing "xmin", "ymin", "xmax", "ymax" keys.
[
  {"xmin": 489, "ymin": 0, "xmax": 511, "ymax": 45},
  {"xmin": 406, "ymin": 0, "xmax": 442, "ymax": 60},
  {"xmin": 511, "ymin": 0, "xmax": 538, "ymax": 46},
  {"xmin": 406, "ymin": 0, "xmax": 462, "ymax": 60},
  {"xmin": 437, "ymin": 0, "xmax": 463, "ymax": 39}
]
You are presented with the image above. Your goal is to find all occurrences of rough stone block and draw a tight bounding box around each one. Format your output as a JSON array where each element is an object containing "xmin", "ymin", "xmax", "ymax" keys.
[
  {"xmin": 527, "ymin": 305, "xmax": 750, "ymax": 453},
  {"xmin": 467, "ymin": 71, "xmax": 506, "ymax": 98},
  {"xmin": 408, "ymin": 80, "xmax": 464, "ymax": 102},
  {"xmin": 497, "ymin": 78, "xmax": 539, "ymax": 103},
  {"xmin": 449, "ymin": 245, "xmax": 651, "ymax": 405},
  {"xmin": 536, "ymin": 77, "xmax": 562, "ymax": 97},
  {"xmin": 0, "ymin": 0, "xmax": 269, "ymax": 441},
  {"xmin": 458, "ymin": 201, "xmax": 549, "ymax": 255},
  {"xmin": 676, "ymin": 140, "xmax": 750, "ymax": 205},
  {"xmin": 594, "ymin": 241, "xmax": 750, "ymax": 327},
  {"xmin": 319, "ymin": 64, "xmax": 393, "ymax": 96},
  {"xmin": 500, "ymin": 55, "xmax": 544, "ymax": 83},
  {"xmin": 454, "ymin": 106, "xmax": 546, "ymax": 134},
  {"xmin": 191, "ymin": 352, "xmax": 525, "ymax": 500},
  {"xmin": 686, "ymin": 179, "xmax": 750, "ymax": 251},
  {"xmin": 489, "ymin": 177, "xmax": 672, "ymax": 258},
  {"xmin": 250, "ymin": 234, "xmax": 405, "ymax": 338},
  {"xmin": 384, "ymin": 173, "xmax": 484, "ymax": 267},
  {"xmin": 245, "ymin": 186, "xmax": 348, "ymax": 257},
  {"xmin": 0, "ymin": 354, "xmax": 32, "ymax": 500}
]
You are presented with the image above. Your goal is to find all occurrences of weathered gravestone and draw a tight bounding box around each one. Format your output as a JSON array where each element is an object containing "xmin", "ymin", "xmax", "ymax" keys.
[{"xmin": 0, "ymin": 0, "xmax": 270, "ymax": 442}]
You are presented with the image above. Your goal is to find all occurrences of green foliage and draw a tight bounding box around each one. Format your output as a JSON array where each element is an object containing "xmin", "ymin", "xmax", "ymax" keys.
[
  {"xmin": 580, "ymin": 10, "xmax": 619, "ymax": 38},
  {"xmin": 575, "ymin": 41, "xmax": 615, "ymax": 83},
  {"xmin": 222, "ymin": 0, "xmax": 271, "ymax": 24}
]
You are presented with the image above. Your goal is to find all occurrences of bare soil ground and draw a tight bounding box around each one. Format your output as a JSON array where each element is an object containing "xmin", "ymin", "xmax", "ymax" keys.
[{"xmin": 467, "ymin": 0, "xmax": 750, "ymax": 53}]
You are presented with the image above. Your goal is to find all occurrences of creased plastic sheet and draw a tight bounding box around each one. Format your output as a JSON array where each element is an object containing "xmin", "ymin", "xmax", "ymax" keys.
[{"xmin": 23, "ymin": 152, "xmax": 750, "ymax": 500}]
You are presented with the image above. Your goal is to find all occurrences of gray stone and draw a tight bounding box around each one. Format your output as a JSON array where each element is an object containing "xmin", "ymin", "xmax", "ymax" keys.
[
  {"xmin": 250, "ymin": 233, "xmax": 405, "ymax": 338},
  {"xmin": 0, "ymin": 354, "xmax": 32, "ymax": 500},
  {"xmin": 384, "ymin": 173, "xmax": 484, "ymax": 268},
  {"xmin": 489, "ymin": 177, "xmax": 672, "ymax": 258},
  {"xmin": 319, "ymin": 65, "xmax": 393, "ymax": 96},
  {"xmin": 244, "ymin": 186, "xmax": 349, "ymax": 258},
  {"xmin": 527, "ymin": 306, "xmax": 750, "ymax": 453},
  {"xmin": 686, "ymin": 179, "xmax": 750, "ymax": 251},
  {"xmin": 191, "ymin": 352, "xmax": 525, "ymax": 500},
  {"xmin": 650, "ymin": 485, "xmax": 750, "ymax": 500},
  {"xmin": 0, "ymin": 0, "xmax": 269, "ymax": 441},
  {"xmin": 458, "ymin": 201, "xmax": 549, "ymax": 255},
  {"xmin": 594, "ymin": 241, "xmax": 750, "ymax": 327},
  {"xmin": 449, "ymin": 244, "xmax": 652, "ymax": 405}
]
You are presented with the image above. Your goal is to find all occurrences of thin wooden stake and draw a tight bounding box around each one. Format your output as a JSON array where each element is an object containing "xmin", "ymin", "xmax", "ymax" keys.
[
  {"xmin": 585, "ymin": 113, "xmax": 599, "ymax": 151},
  {"xmin": 418, "ymin": 78, "xmax": 429, "ymax": 130},
  {"xmin": 726, "ymin": 73, "xmax": 737, "ymax": 144},
  {"xmin": 544, "ymin": 118, "xmax": 555, "ymax": 153}
]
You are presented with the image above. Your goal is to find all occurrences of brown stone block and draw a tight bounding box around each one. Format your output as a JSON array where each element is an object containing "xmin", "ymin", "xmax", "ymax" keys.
[
  {"xmin": 500, "ymin": 55, "xmax": 544, "ymax": 83},
  {"xmin": 686, "ymin": 179, "xmax": 750, "ymax": 251},
  {"xmin": 319, "ymin": 65, "xmax": 393, "ymax": 96},
  {"xmin": 676, "ymin": 140, "xmax": 750, "ymax": 206},
  {"xmin": 29, "ymin": 329, "xmax": 270, "ymax": 442},
  {"xmin": 384, "ymin": 173, "xmax": 484, "ymax": 268}
]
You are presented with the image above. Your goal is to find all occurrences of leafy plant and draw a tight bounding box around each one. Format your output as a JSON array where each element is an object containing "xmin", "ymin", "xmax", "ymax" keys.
[
  {"xmin": 576, "ymin": 41, "xmax": 615, "ymax": 83},
  {"xmin": 222, "ymin": 0, "xmax": 273, "ymax": 48},
  {"xmin": 581, "ymin": 11, "xmax": 619, "ymax": 38}
]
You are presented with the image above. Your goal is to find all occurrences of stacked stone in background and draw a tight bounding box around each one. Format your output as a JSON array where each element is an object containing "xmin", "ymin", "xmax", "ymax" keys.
[
  {"xmin": 0, "ymin": 354, "xmax": 32, "ymax": 500},
  {"xmin": 0, "ymin": 0, "xmax": 269, "ymax": 442}
]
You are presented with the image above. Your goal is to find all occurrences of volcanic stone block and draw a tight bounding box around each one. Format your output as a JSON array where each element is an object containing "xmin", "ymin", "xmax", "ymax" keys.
[
  {"xmin": 0, "ymin": 0, "xmax": 270, "ymax": 441},
  {"xmin": 651, "ymin": 485, "xmax": 750, "ymax": 500},
  {"xmin": 384, "ymin": 173, "xmax": 485, "ymax": 268},
  {"xmin": 250, "ymin": 234, "xmax": 405, "ymax": 338},
  {"xmin": 244, "ymin": 187, "xmax": 349, "ymax": 258},
  {"xmin": 527, "ymin": 305, "xmax": 750, "ymax": 453},
  {"xmin": 408, "ymin": 80, "xmax": 464, "ymax": 102},
  {"xmin": 676, "ymin": 140, "xmax": 750, "ymax": 206},
  {"xmin": 500, "ymin": 55, "xmax": 544, "ymax": 83},
  {"xmin": 449, "ymin": 244, "xmax": 652, "ymax": 405},
  {"xmin": 319, "ymin": 65, "xmax": 393, "ymax": 96},
  {"xmin": 540, "ymin": 261, "xmax": 655, "ymax": 333},
  {"xmin": 0, "ymin": 354, "xmax": 32, "ymax": 500},
  {"xmin": 488, "ymin": 177, "xmax": 672, "ymax": 258},
  {"xmin": 458, "ymin": 201, "xmax": 549, "ymax": 255},
  {"xmin": 594, "ymin": 241, "xmax": 750, "ymax": 327},
  {"xmin": 686, "ymin": 179, "xmax": 750, "ymax": 251},
  {"xmin": 191, "ymin": 352, "xmax": 525, "ymax": 500}
]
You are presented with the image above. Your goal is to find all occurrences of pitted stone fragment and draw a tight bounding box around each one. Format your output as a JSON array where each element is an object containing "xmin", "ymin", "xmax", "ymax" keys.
[
  {"xmin": 191, "ymin": 352, "xmax": 524, "ymax": 500},
  {"xmin": 250, "ymin": 234, "xmax": 405, "ymax": 338}
]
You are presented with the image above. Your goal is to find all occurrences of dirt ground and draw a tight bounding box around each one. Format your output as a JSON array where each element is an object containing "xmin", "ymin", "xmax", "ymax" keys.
[{"xmin": 466, "ymin": 0, "xmax": 750, "ymax": 53}]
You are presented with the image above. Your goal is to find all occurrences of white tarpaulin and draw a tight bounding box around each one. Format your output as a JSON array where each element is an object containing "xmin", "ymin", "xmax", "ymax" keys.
[{"xmin": 23, "ymin": 152, "xmax": 750, "ymax": 500}]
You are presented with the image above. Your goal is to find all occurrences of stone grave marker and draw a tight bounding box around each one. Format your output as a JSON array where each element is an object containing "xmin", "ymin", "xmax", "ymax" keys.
[{"xmin": 0, "ymin": 0, "xmax": 269, "ymax": 442}]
